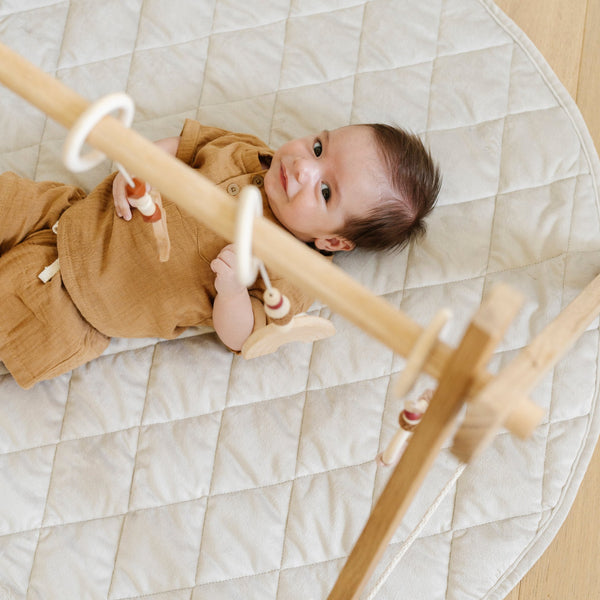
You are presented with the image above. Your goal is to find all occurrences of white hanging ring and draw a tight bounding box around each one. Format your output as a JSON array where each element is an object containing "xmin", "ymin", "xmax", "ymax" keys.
[
  {"xmin": 63, "ymin": 92, "xmax": 135, "ymax": 173},
  {"xmin": 235, "ymin": 185, "xmax": 263, "ymax": 287}
]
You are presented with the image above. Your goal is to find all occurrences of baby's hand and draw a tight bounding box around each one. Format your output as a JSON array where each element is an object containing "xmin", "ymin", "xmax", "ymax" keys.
[
  {"xmin": 112, "ymin": 171, "xmax": 148, "ymax": 221},
  {"xmin": 210, "ymin": 244, "xmax": 246, "ymax": 296}
]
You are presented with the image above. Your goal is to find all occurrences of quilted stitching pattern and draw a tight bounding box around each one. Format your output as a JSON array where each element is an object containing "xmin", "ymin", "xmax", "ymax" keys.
[{"xmin": 1, "ymin": 1, "xmax": 600, "ymax": 599}]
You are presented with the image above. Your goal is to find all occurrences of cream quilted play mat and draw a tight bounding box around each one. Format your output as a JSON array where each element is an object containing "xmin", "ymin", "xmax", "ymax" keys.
[{"xmin": 1, "ymin": 1, "xmax": 600, "ymax": 599}]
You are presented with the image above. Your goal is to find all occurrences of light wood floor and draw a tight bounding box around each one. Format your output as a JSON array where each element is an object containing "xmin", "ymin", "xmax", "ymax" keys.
[{"xmin": 493, "ymin": 1, "xmax": 600, "ymax": 598}]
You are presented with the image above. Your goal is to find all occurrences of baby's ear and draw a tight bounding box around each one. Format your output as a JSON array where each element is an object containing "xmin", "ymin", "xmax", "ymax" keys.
[{"xmin": 314, "ymin": 236, "xmax": 355, "ymax": 252}]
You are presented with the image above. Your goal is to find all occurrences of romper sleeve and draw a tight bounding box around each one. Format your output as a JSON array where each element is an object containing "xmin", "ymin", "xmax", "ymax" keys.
[{"xmin": 176, "ymin": 119, "xmax": 231, "ymax": 166}]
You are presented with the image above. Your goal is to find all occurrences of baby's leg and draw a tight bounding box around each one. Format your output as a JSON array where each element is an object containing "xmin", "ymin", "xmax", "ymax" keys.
[
  {"xmin": 0, "ymin": 172, "xmax": 85, "ymax": 255},
  {"xmin": 0, "ymin": 230, "xmax": 110, "ymax": 389}
]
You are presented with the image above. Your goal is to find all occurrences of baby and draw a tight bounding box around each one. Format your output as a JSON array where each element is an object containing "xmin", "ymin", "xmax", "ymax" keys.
[{"xmin": 0, "ymin": 119, "xmax": 441, "ymax": 388}]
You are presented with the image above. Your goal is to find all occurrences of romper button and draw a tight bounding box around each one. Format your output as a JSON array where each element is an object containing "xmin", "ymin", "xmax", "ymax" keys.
[
  {"xmin": 227, "ymin": 183, "xmax": 240, "ymax": 196},
  {"xmin": 252, "ymin": 175, "xmax": 264, "ymax": 187}
]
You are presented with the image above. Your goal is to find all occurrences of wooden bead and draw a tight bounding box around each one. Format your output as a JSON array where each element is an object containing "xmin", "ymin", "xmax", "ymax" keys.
[{"xmin": 263, "ymin": 288, "xmax": 290, "ymax": 320}]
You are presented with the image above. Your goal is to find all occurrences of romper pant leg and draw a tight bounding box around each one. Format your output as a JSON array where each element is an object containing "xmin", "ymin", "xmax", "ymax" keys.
[
  {"xmin": 0, "ymin": 173, "xmax": 109, "ymax": 388},
  {"xmin": 0, "ymin": 171, "xmax": 85, "ymax": 255}
]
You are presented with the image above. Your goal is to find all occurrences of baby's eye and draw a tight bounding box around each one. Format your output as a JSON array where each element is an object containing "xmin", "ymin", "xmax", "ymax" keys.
[
  {"xmin": 320, "ymin": 182, "xmax": 331, "ymax": 202},
  {"xmin": 313, "ymin": 139, "xmax": 323, "ymax": 157}
]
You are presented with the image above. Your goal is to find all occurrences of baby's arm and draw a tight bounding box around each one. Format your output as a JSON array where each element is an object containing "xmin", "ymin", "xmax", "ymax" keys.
[
  {"xmin": 210, "ymin": 244, "xmax": 254, "ymax": 351},
  {"xmin": 112, "ymin": 136, "xmax": 181, "ymax": 220}
]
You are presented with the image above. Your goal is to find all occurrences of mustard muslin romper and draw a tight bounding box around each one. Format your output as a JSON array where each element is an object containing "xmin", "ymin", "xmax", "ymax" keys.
[{"xmin": 0, "ymin": 120, "xmax": 314, "ymax": 388}]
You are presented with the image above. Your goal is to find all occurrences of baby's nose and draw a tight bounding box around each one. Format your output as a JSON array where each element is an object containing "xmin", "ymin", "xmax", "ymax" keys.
[{"xmin": 295, "ymin": 157, "xmax": 318, "ymax": 185}]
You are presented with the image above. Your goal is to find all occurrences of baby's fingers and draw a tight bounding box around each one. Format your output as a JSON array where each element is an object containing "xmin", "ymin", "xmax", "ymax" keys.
[
  {"xmin": 112, "ymin": 173, "xmax": 133, "ymax": 220},
  {"xmin": 216, "ymin": 244, "xmax": 236, "ymax": 266},
  {"xmin": 210, "ymin": 255, "xmax": 231, "ymax": 275}
]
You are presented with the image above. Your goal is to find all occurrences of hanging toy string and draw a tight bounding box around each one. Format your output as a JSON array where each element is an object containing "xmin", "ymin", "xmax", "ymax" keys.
[
  {"xmin": 116, "ymin": 161, "xmax": 135, "ymax": 187},
  {"xmin": 364, "ymin": 462, "xmax": 467, "ymax": 600}
]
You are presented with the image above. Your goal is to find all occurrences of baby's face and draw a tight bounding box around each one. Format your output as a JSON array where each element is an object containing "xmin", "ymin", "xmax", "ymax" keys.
[{"xmin": 263, "ymin": 125, "xmax": 390, "ymax": 252}]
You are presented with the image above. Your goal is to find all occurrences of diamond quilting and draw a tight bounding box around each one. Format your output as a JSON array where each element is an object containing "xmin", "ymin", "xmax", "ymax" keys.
[
  {"xmin": 307, "ymin": 317, "xmax": 393, "ymax": 390},
  {"xmin": 498, "ymin": 107, "xmax": 584, "ymax": 194},
  {"xmin": 43, "ymin": 430, "xmax": 137, "ymax": 525},
  {"xmin": 427, "ymin": 119, "xmax": 505, "ymax": 205},
  {"xmin": 0, "ymin": 530, "xmax": 38, "ymax": 599},
  {"xmin": 197, "ymin": 94, "xmax": 277, "ymax": 142},
  {"xmin": 446, "ymin": 514, "xmax": 541, "ymax": 600},
  {"xmin": 550, "ymin": 330, "xmax": 599, "ymax": 423},
  {"xmin": 0, "ymin": 92, "xmax": 46, "ymax": 155},
  {"xmin": 565, "ymin": 174, "xmax": 600, "ymax": 253},
  {"xmin": 296, "ymin": 380, "xmax": 387, "ymax": 474},
  {"xmin": 213, "ymin": 0, "xmax": 290, "ymax": 31},
  {"xmin": 271, "ymin": 77, "xmax": 356, "ymax": 142},
  {"xmin": 196, "ymin": 485, "xmax": 291, "ymax": 583},
  {"xmin": 485, "ymin": 259, "xmax": 567, "ymax": 349},
  {"xmin": 29, "ymin": 518, "xmax": 122, "ymax": 600},
  {"xmin": 0, "ymin": 4, "xmax": 67, "ymax": 70},
  {"xmin": 227, "ymin": 343, "xmax": 313, "ymax": 407},
  {"xmin": 542, "ymin": 417, "xmax": 591, "ymax": 509},
  {"xmin": 488, "ymin": 179, "xmax": 575, "ymax": 273},
  {"xmin": 211, "ymin": 395, "xmax": 304, "ymax": 494},
  {"xmin": 58, "ymin": 1, "xmax": 140, "ymax": 69},
  {"xmin": 112, "ymin": 501, "xmax": 206, "ymax": 597},
  {"xmin": 452, "ymin": 428, "xmax": 547, "ymax": 531},
  {"xmin": 129, "ymin": 415, "xmax": 221, "ymax": 509},
  {"xmin": 353, "ymin": 63, "xmax": 434, "ymax": 132},
  {"xmin": 0, "ymin": 0, "xmax": 599, "ymax": 599},
  {"xmin": 0, "ymin": 375, "xmax": 67, "ymax": 454},
  {"xmin": 129, "ymin": 40, "xmax": 210, "ymax": 120},
  {"xmin": 137, "ymin": 0, "xmax": 216, "ymax": 50},
  {"xmin": 276, "ymin": 557, "xmax": 346, "ymax": 600},
  {"xmin": 0, "ymin": 145, "xmax": 40, "ymax": 180},
  {"xmin": 0, "ymin": 446, "xmax": 54, "ymax": 535},
  {"xmin": 507, "ymin": 46, "xmax": 560, "ymax": 114},
  {"xmin": 437, "ymin": 0, "xmax": 512, "ymax": 55},
  {"xmin": 61, "ymin": 347, "xmax": 154, "ymax": 440},
  {"xmin": 201, "ymin": 23, "xmax": 286, "ymax": 105},
  {"xmin": 399, "ymin": 277, "xmax": 487, "ymax": 347},
  {"xmin": 358, "ymin": 0, "xmax": 442, "ymax": 72},
  {"xmin": 429, "ymin": 45, "xmax": 514, "ymax": 130},
  {"xmin": 369, "ymin": 533, "xmax": 454, "ymax": 599},
  {"xmin": 407, "ymin": 198, "xmax": 497, "ymax": 285},
  {"xmin": 372, "ymin": 451, "xmax": 461, "ymax": 541},
  {"xmin": 335, "ymin": 246, "xmax": 410, "ymax": 297},
  {"xmin": 56, "ymin": 56, "xmax": 134, "ymax": 126},
  {"xmin": 192, "ymin": 572, "xmax": 279, "ymax": 600},
  {"xmin": 141, "ymin": 336, "xmax": 232, "ymax": 424},
  {"xmin": 280, "ymin": 7, "xmax": 363, "ymax": 89},
  {"xmin": 290, "ymin": 0, "xmax": 363, "ymax": 17},
  {"xmin": 281, "ymin": 464, "xmax": 375, "ymax": 569}
]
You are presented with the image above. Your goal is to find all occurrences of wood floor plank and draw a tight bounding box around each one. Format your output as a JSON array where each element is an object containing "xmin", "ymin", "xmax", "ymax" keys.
[
  {"xmin": 577, "ymin": 0, "xmax": 600, "ymax": 147},
  {"xmin": 494, "ymin": 0, "xmax": 587, "ymax": 97},
  {"xmin": 517, "ymin": 444, "xmax": 600, "ymax": 598},
  {"xmin": 493, "ymin": 0, "xmax": 600, "ymax": 598}
]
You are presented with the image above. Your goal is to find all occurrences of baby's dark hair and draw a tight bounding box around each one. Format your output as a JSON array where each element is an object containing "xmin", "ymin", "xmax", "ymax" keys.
[{"xmin": 338, "ymin": 123, "xmax": 441, "ymax": 252}]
